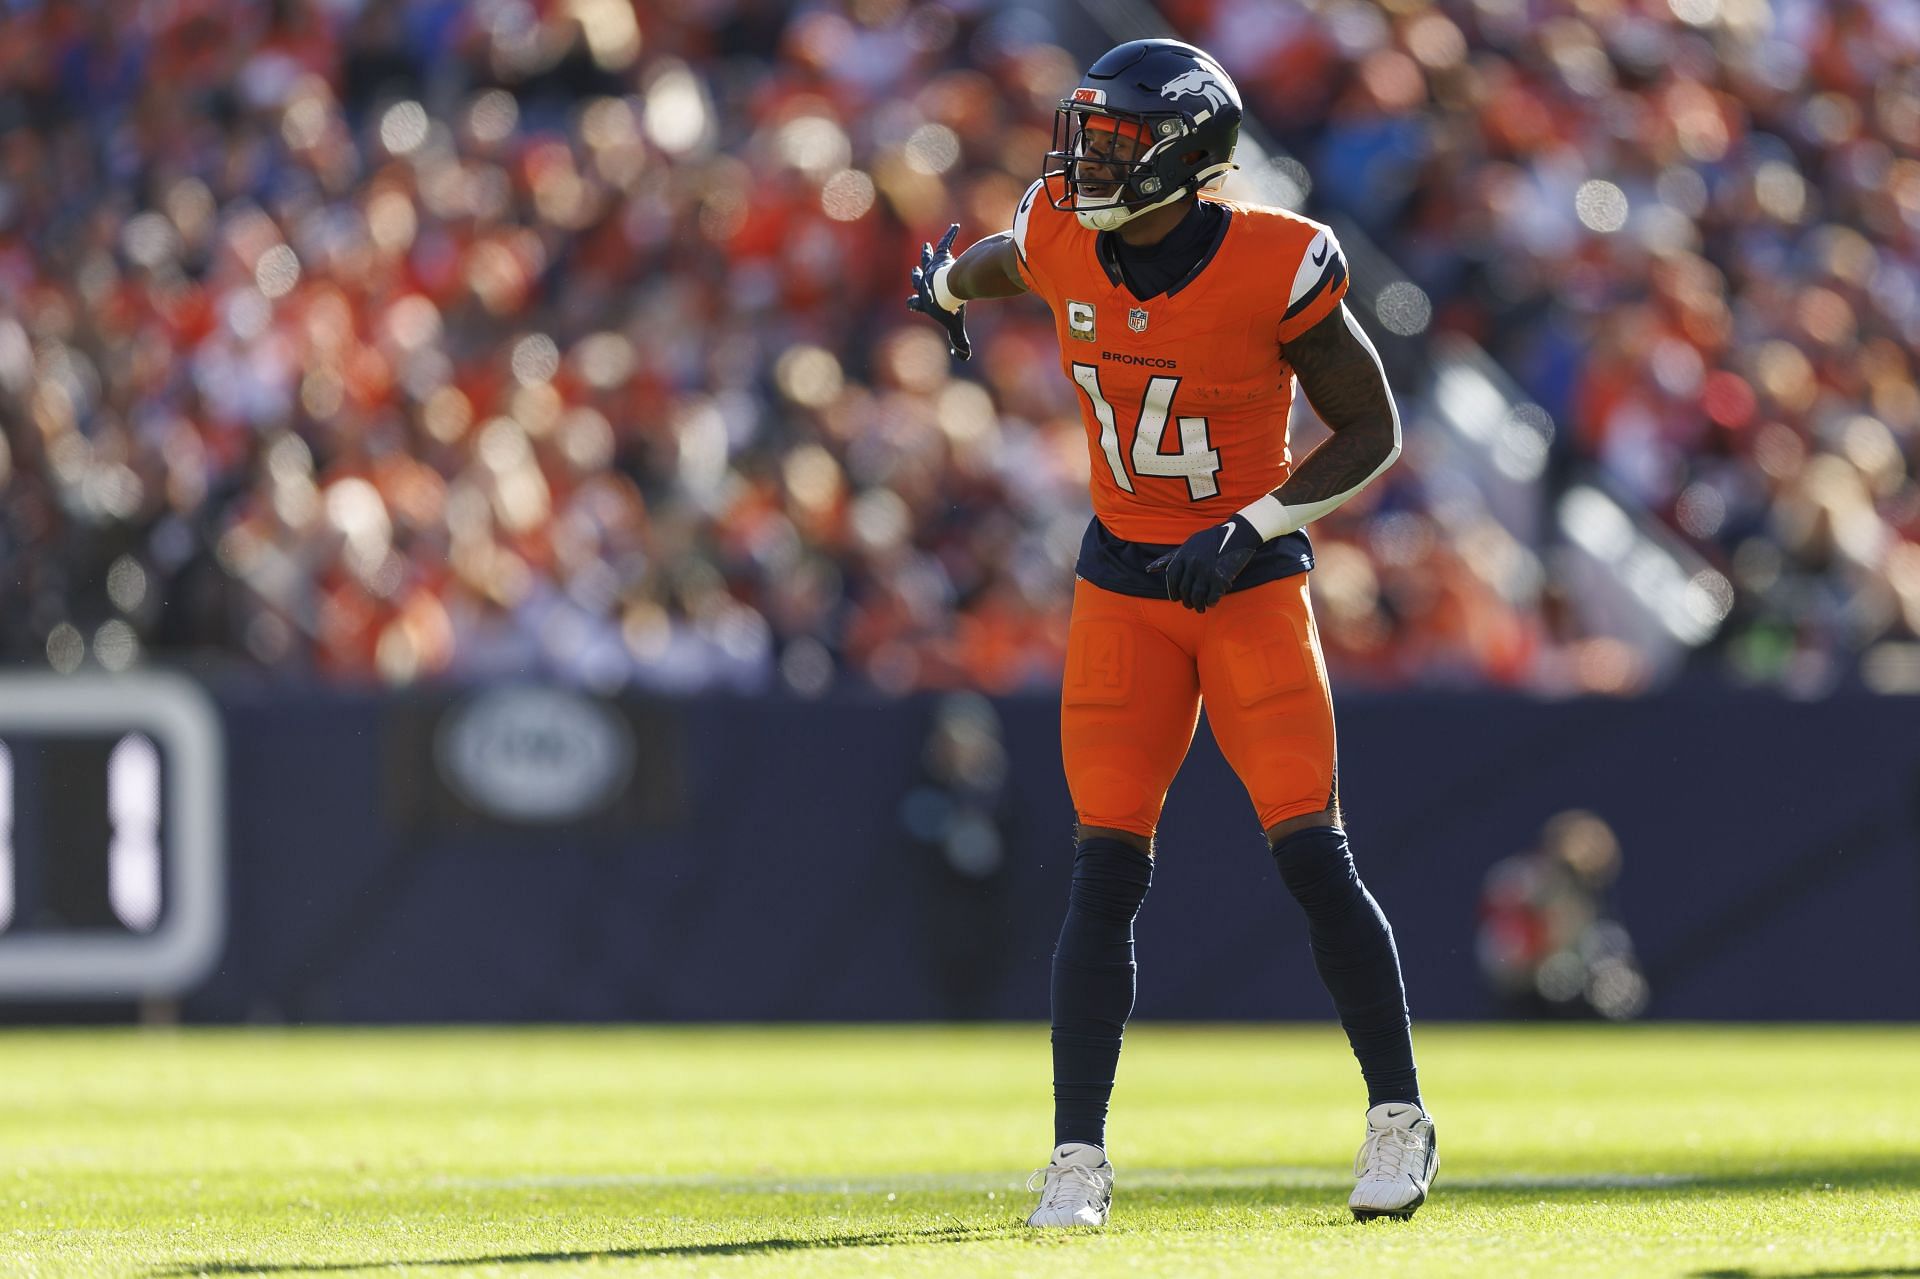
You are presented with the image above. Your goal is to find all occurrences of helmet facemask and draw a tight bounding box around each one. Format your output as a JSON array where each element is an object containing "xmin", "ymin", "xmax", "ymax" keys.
[{"xmin": 1044, "ymin": 104, "xmax": 1198, "ymax": 231}]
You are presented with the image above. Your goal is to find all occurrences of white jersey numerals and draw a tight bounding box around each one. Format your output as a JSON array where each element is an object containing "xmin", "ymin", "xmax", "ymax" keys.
[{"xmin": 1071, "ymin": 364, "xmax": 1221, "ymax": 501}]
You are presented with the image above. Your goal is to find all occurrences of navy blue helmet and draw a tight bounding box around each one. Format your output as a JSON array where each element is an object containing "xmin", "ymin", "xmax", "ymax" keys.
[{"xmin": 1043, "ymin": 39, "xmax": 1243, "ymax": 231}]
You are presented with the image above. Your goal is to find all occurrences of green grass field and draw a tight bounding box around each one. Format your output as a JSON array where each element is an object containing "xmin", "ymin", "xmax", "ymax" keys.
[{"xmin": 2, "ymin": 1025, "xmax": 1916, "ymax": 1278}]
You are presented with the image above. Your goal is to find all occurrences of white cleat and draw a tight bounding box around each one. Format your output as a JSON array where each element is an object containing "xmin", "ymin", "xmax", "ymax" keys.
[
  {"xmin": 1025, "ymin": 1142, "xmax": 1113, "ymax": 1227},
  {"xmin": 1350, "ymin": 1102, "xmax": 1438, "ymax": 1221}
]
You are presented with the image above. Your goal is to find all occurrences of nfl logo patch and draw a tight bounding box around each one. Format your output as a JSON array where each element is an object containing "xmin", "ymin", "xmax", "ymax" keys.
[{"xmin": 1128, "ymin": 307, "xmax": 1149, "ymax": 333}]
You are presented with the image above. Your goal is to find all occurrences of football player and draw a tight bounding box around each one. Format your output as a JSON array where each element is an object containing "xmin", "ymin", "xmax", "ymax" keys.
[{"xmin": 908, "ymin": 39, "xmax": 1437, "ymax": 1226}]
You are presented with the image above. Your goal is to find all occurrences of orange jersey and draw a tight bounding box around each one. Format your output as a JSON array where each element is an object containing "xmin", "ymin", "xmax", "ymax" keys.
[{"xmin": 1011, "ymin": 181, "xmax": 1349, "ymax": 544}]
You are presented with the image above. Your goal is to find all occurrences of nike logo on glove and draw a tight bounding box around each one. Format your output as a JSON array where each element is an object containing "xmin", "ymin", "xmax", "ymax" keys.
[{"xmin": 1145, "ymin": 516, "xmax": 1262, "ymax": 613}]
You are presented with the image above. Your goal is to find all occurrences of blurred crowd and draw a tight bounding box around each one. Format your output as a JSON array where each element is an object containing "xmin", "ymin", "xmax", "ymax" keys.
[
  {"xmin": 2, "ymin": 0, "xmax": 1084, "ymax": 693},
  {"xmin": 1174, "ymin": 0, "xmax": 1920, "ymax": 692},
  {"xmin": 3, "ymin": 0, "xmax": 1916, "ymax": 696}
]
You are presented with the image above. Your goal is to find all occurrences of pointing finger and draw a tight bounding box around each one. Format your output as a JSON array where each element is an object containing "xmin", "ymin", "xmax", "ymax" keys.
[{"xmin": 936, "ymin": 224, "xmax": 960, "ymax": 256}]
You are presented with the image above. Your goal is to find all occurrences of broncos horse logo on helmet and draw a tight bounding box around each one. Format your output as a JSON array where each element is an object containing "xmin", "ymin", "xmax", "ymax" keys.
[
  {"xmin": 1159, "ymin": 68, "xmax": 1231, "ymax": 113},
  {"xmin": 1044, "ymin": 39, "xmax": 1243, "ymax": 232}
]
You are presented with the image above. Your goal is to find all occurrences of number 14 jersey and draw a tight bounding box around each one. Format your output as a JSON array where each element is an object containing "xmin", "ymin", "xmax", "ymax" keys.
[{"xmin": 1010, "ymin": 180, "xmax": 1351, "ymax": 596}]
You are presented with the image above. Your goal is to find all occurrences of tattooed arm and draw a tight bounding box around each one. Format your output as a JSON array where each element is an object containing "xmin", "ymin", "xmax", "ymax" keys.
[
  {"xmin": 1147, "ymin": 302, "xmax": 1402, "ymax": 610},
  {"xmin": 1241, "ymin": 303, "xmax": 1402, "ymax": 537}
]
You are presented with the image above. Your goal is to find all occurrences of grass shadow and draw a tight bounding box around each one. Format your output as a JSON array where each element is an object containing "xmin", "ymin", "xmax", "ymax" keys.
[
  {"xmin": 1694, "ymin": 1270, "xmax": 1920, "ymax": 1278},
  {"xmin": 150, "ymin": 1223, "xmax": 1022, "ymax": 1275},
  {"xmin": 149, "ymin": 1157, "xmax": 1920, "ymax": 1277},
  {"xmin": 1129, "ymin": 1154, "xmax": 1920, "ymax": 1201}
]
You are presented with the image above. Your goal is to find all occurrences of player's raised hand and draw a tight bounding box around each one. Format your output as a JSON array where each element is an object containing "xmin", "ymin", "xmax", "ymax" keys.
[
  {"xmin": 1146, "ymin": 516, "xmax": 1264, "ymax": 612},
  {"xmin": 907, "ymin": 224, "xmax": 971, "ymax": 361}
]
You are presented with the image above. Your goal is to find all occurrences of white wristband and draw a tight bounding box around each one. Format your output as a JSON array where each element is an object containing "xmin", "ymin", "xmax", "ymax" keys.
[
  {"xmin": 930, "ymin": 261, "xmax": 964, "ymax": 312},
  {"xmin": 1235, "ymin": 493, "xmax": 1298, "ymax": 541}
]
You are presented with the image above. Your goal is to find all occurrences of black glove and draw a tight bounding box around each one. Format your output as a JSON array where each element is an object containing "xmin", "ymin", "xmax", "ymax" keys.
[
  {"xmin": 1146, "ymin": 515, "xmax": 1265, "ymax": 612},
  {"xmin": 907, "ymin": 223, "xmax": 971, "ymax": 361}
]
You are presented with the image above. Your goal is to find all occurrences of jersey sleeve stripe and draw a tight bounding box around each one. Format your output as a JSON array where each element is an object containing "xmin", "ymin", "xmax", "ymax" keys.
[
  {"xmin": 1011, "ymin": 180, "xmax": 1043, "ymax": 277},
  {"xmin": 1282, "ymin": 253, "xmax": 1347, "ymax": 322}
]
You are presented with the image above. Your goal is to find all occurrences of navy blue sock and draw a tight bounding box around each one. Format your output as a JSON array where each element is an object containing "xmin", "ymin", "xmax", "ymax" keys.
[
  {"xmin": 1050, "ymin": 837, "xmax": 1154, "ymax": 1149},
  {"xmin": 1271, "ymin": 826, "xmax": 1420, "ymax": 1109}
]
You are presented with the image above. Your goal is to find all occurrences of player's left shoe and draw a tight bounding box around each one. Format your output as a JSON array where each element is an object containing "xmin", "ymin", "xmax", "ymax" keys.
[
  {"xmin": 1025, "ymin": 1142, "xmax": 1113, "ymax": 1227},
  {"xmin": 1349, "ymin": 1102, "xmax": 1437, "ymax": 1220}
]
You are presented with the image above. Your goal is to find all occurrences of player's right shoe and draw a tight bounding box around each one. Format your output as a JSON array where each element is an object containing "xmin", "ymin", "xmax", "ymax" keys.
[{"xmin": 1025, "ymin": 1142, "xmax": 1114, "ymax": 1227}]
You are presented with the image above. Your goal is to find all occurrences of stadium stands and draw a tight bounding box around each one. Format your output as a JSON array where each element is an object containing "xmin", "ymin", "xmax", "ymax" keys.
[
  {"xmin": 1171, "ymin": 0, "xmax": 1920, "ymax": 693},
  {"xmin": 3, "ymin": 0, "xmax": 1916, "ymax": 695}
]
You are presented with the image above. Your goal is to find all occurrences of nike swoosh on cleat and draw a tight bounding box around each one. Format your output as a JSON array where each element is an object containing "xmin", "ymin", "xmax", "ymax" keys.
[{"xmin": 1312, "ymin": 242, "xmax": 1329, "ymax": 266}]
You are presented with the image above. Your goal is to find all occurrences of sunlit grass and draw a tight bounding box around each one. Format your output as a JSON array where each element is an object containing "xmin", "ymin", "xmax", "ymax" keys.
[{"xmin": 2, "ymin": 1024, "xmax": 1916, "ymax": 1277}]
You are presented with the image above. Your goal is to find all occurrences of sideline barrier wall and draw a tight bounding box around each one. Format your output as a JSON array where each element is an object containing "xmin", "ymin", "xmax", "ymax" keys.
[{"xmin": 147, "ymin": 684, "xmax": 1920, "ymax": 1023}]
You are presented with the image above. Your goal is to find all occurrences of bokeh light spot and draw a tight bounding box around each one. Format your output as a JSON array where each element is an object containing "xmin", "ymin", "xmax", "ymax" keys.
[
  {"xmin": 821, "ymin": 169, "xmax": 876, "ymax": 222},
  {"xmin": 1575, "ymin": 180, "xmax": 1630, "ymax": 233},
  {"xmin": 510, "ymin": 333, "xmax": 561, "ymax": 386},
  {"xmin": 904, "ymin": 123, "xmax": 962, "ymax": 175},
  {"xmin": 255, "ymin": 245, "xmax": 301, "ymax": 298},
  {"xmin": 1375, "ymin": 281, "xmax": 1433, "ymax": 336},
  {"xmin": 46, "ymin": 624, "xmax": 84, "ymax": 674},
  {"xmin": 379, "ymin": 101, "xmax": 430, "ymax": 156},
  {"xmin": 467, "ymin": 90, "xmax": 519, "ymax": 144}
]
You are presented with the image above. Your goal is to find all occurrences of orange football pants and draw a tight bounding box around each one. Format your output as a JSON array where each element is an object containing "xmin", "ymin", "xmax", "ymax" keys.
[{"xmin": 1060, "ymin": 574, "xmax": 1336, "ymax": 839}]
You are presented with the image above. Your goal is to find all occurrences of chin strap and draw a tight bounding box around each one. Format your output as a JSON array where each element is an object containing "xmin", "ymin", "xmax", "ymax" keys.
[
  {"xmin": 1075, "ymin": 186, "xmax": 1190, "ymax": 232},
  {"xmin": 1075, "ymin": 160, "xmax": 1235, "ymax": 231}
]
